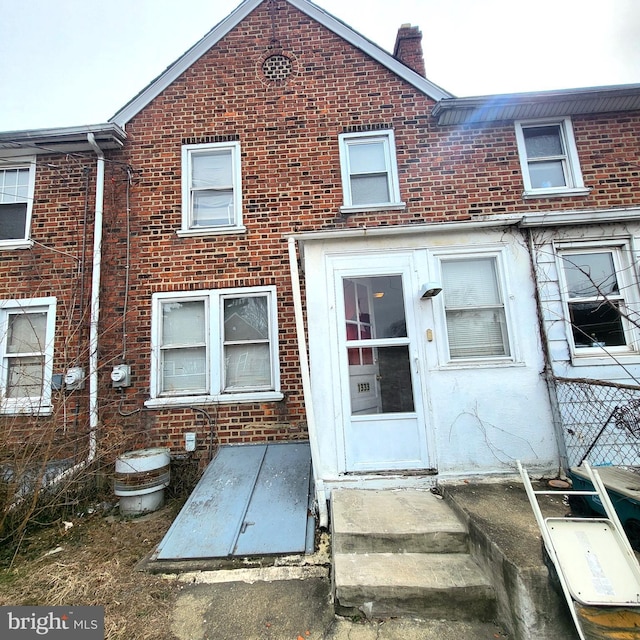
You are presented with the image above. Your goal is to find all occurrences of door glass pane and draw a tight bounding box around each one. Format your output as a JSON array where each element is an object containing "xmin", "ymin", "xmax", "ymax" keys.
[
  {"xmin": 564, "ymin": 252, "xmax": 618, "ymax": 297},
  {"xmin": 343, "ymin": 276, "xmax": 414, "ymax": 415}
]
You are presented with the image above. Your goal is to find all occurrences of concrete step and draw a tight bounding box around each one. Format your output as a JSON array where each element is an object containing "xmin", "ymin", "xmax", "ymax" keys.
[
  {"xmin": 333, "ymin": 552, "xmax": 497, "ymax": 621},
  {"xmin": 331, "ymin": 488, "xmax": 468, "ymax": 554}
]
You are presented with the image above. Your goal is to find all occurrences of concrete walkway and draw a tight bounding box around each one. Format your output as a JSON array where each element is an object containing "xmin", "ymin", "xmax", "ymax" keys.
[
  {"xmin": 169, "ymin": 566, "xmax": 509, "ymax": 639},
  {"xmin": 162, "ymin": 479, "xmax": 582, "ymax": 640}
]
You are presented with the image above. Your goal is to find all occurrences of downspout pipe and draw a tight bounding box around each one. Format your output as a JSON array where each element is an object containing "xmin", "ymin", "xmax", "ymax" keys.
[
  {"xmin": 525, "ymin": 228, "xmax": 569, "ymax": 473},
  {"xmin": 85, "ymin": 132, "xmax": 104, "ymax": 465},
  {"xmin": 287, "ymin": 237, "xmax": 328, "ymax": 528},
  {"xmin": 31, "ymin": 134, "xmax": 104, "ymax": 494}
]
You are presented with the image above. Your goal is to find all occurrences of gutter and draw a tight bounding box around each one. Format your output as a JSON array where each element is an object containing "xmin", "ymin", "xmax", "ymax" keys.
[{"xmin": 287, "ymin": 237, "xmax": 328, "ymax": 528}]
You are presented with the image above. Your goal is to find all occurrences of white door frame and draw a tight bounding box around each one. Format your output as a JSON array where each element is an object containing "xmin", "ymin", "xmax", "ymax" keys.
[{"xmin": 327, "ymin": 250, "xmax": 435, "ymax": 473}]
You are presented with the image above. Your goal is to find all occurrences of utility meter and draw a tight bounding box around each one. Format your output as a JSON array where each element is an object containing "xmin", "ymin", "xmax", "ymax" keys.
[
  {"xmin": 64, "ymin": 367, "xmax": 85, "ymax": 391},
  {"xmin": 110, "ymin": 364, "xmax": 131, "ymax": 388}
]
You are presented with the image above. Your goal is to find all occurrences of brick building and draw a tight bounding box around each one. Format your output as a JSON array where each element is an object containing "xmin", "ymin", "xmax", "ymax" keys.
[{"xmin": 1, "ymin": 0, "xmax": 639, "ymax": 506}]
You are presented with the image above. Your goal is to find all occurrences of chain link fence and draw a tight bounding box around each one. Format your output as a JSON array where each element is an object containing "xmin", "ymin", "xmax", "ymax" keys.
[{"xmin": 555, "ymin": 377, "xmax": 640, "ymax": 468}]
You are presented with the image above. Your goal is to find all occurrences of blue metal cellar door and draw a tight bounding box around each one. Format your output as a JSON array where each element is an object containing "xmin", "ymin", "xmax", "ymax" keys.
[{"xmin": 154, "ymin": 442, "xmax": 314, "ymax": 560}]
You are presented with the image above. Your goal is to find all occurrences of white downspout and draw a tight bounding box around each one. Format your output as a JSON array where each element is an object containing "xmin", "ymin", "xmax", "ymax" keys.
[
  {"xmin": 35, "ymin": 134, "xmax": 104, "ymax": 492},
  {"xmin": 85, "ymin": 132, "xmax": 104, "ymax": 465},
  {"xmin": 287, "ymin": 237, "xmax": 328, "ymax": 528}
]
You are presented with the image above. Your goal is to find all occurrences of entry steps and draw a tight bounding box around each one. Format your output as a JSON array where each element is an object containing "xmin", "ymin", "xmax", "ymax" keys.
[{"xmin": 331, "ymin": 488, "xmax": 496, "ymax": 621}]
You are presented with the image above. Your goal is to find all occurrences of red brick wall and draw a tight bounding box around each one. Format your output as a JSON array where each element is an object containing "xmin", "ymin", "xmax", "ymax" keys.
[
  {"xmin": 95, "ymin": 0, "xmax": 640, "ymax": 464},
  {"xmin": 3, "ymin": 0, "xmax": 639, "ymax": 465},
  {"xmin": 0, "ymin": 154, "xmax": 96, "ymax": 457}
]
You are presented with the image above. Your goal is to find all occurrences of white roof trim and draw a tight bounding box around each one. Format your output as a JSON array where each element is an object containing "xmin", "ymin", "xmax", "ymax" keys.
[
  {"xmin": 110, "ymin": 0, "xmax": 452, "ymax": 127},
  {"xmin": 519, "ymin": 206, "xmax": 640, "ymax": 228}
]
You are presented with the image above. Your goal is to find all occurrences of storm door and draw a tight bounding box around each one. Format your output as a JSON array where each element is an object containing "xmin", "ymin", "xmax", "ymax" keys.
[{"xmin": 338, "ymin": 272, "xmax": 429, "ymax": 472}]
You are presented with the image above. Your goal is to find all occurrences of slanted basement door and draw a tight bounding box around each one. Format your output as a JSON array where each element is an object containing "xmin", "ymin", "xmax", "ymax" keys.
[{"xmin": 154, "ymin": 442, "xmax": 314, "ymax": 559}]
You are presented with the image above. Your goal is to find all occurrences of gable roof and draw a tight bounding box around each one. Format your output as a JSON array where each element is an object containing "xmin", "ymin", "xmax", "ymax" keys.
[{"xmin": 109, "ymin": 0, "xmax": 452, "ymax": 127}]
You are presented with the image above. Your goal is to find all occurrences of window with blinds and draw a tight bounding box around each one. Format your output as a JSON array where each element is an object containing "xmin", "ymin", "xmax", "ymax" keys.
[{"xmin": 441, "ymin": 257, "xmax": 510, "ymax": 359}]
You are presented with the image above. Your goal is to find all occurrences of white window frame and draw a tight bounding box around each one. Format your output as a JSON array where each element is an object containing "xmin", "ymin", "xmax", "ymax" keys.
[
  {"xmin": 147, "ymin": 287, "xmax": 282, "ymax": 407},
  {"xmin": 0, "ymin": 158, "xmax": 36, "ymax": 250},
  {"xmin": 338, "ymin": 130, "xmax": 405, "ymax": 213},
  {"xmin": 515, "ymin": 117, "xmax": 589, "ymax": 198},
  {"xmin": 178, "ymin": 141, "xmax": 244, "ymax": 237},
  {"xmin": 0, "ymin": 297, "xmax": 56, "ymax": 415},
  {"xmin": 556, "ymin": 242, "xmax": 639, "ymax": 359},
  {"xmin": 434, "ymin": 249, "xmax": 516, "ymax": 367}
]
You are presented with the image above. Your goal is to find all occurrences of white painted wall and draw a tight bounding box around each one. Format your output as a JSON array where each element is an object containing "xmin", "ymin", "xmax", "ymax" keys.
[
  {"xmin": 529, "ymin": 220, "xmax": 640, "ymax": 467},
  {"xmin": 301, "ymin": 224, "xmax": 562, "ymax": 490}
]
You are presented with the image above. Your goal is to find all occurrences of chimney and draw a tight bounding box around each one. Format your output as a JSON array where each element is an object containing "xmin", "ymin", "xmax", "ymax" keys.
[{"xmin": 393, "ymin": 24, "xmax": 426, "ymax": 78}]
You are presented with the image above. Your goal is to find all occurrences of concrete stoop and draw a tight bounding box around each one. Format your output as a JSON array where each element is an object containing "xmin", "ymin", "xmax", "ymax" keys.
[{"xmin": 331, "ymin": 489, "xmax": 497, "ymax": 622}]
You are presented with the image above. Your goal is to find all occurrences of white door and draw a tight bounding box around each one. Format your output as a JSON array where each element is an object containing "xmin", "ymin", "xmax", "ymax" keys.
[{"xmin": 335, "ymin": 263, "xmax": 431, "ymax": 472}]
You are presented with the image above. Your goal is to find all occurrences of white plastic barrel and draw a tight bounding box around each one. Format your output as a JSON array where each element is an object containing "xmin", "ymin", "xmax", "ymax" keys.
[{"xmin": 114, "ymin": 447, "xmax": 171, "ymax": 516}]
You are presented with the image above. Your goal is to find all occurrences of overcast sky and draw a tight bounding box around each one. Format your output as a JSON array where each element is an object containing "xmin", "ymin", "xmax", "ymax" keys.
[{"xmin": 1, "ymin": 0, "xmax": 639, "ymax": 132}]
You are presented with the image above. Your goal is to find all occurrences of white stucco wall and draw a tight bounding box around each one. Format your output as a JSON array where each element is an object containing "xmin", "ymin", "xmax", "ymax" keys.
[{"xmin": 299, "ymin": 223, "xmax": 562, "ymax": 489}]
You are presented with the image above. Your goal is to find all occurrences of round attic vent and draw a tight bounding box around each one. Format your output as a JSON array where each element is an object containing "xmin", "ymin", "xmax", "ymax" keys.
[{"xmin": 262, "ymin": 54, "xmax": 293, "ymax": 82}]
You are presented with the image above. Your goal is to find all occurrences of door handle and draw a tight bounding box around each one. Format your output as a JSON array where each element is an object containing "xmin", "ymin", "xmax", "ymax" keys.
[{"xmin": 240, "ymin": 521, "xmax": 255, "ymax": 534}]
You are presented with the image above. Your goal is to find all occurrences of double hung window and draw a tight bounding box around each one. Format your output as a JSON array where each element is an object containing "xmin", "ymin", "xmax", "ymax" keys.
[
  {"xmin": 338, "ymin": 130, "xmax": 403, "ymax": 211},
  {"xmin": 515, "ymin": 118, "xmax": 586, "ymax": 197},
  {"xmin": 440, "ymin": 256, "xmax": 511, "ymax": 361},
  {"xmin": 150, "ymin": 288, "xmax": 280, "ymax": 403},
  {"xmin": 180, "ymin": 142, "xmax": 243, "ymax": 235},
  {"xmin": 0, "ymin": 298, "xmax": 56, "ymax": 414},
  {"xmin": 558, "ymin": 247, "xmax": 636, "ymax": 354},
  {"xmin": 0, "ymin": 160, "xmax": 36, "ymax": 248}
]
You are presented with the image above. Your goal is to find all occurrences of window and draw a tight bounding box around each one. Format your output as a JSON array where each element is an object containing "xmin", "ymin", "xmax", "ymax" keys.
[
  {"xmin": 180, "ymin": 141, "xmax": 243, "ymax": 235},
  {"xmin": 558, "ymin": 247, "xmax": 637, "ymax": 354},
  {"xmin": 338, "ymin": 130, "xmax": 403, "ymax": 212},
  {"xmin": 0, "ymin": 160, "xmax": 36, "ymax": 248},
  {"xmin": 440, "ymin": 256, "xmax": 511, "ymax": 360},
  {"xmin": 515, "ymin": 118, "xmax": 587, "ymax": 197},
  {"xmin": 0, "ymin": 297, "xmax": 56, "ymax": 414},
  {"xmin": 149, "ymin": 287, "xmax": 281, "ymax": 405}
]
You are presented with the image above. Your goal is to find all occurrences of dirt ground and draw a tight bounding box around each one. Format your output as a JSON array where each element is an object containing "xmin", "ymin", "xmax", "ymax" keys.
[{"xmin": 0, "ymin": 499, "xmax": 182, "ymax": 640}]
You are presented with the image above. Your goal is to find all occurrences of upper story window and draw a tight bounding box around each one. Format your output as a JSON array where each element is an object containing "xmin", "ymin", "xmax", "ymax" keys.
[
  {"xmin": 0, "ymin": 297, "xmax": 56, "ymax": 415},
  {"xmin": 440, "ymin": 255, "xmax": 512, "ymax": 362},
  {"xmin": 0, "ymin": 160, "xmax": 36, "ymax": 249},
  {"xmin": 515, "ymin": 118, "xmax": 588, "ymax": 198},
  {"xmin": 148, "ymin": 287, "xmax": 282, "ymax": 407},
  {"xmin": 558, "ymin": 246, "xmax": 637, "ymax": 356},
  {"xmin": 338, "ymin": 130, "xmax": 404, "ymax": 213},
  {"xmin": 179, "ymin": 141, "xmax": 243, "ymax": 236}
]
